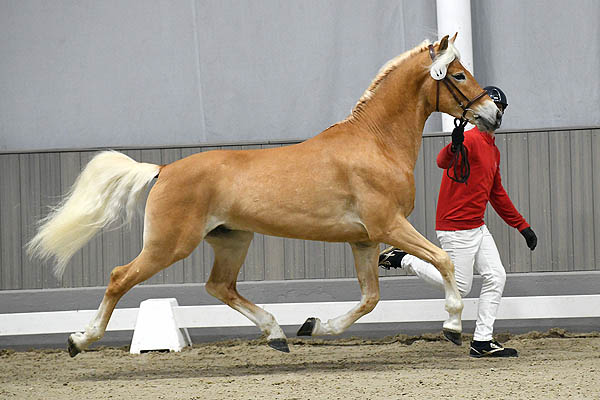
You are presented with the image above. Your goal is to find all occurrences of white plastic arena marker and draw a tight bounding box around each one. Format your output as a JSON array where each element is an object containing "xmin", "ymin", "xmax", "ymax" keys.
[{"xmin": 129, "ymin": 298, "xmax": 191, "ymax": 354}]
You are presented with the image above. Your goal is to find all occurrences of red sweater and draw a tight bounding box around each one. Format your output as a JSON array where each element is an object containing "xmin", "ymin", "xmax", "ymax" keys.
[{"xmin": 435, "ymin": 127, "xmax": 530, "ymax": 232}]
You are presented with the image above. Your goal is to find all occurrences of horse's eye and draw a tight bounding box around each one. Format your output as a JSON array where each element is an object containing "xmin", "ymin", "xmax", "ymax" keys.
[{"xmin": 452, "ymin": 72, "xmax": 466, "ymax": 81}]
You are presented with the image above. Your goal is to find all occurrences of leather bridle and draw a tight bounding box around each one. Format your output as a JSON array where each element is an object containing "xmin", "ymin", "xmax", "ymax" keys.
[
  {"xmin": 428, "ymin": 43, "xmax": 488, "ymax": 184},
  {"xmin": 428, "ymin": 44, "xmax": 488, "ymax": 122}
]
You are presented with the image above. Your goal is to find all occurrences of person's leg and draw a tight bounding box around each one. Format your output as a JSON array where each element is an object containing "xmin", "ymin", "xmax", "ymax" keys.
[
  {"xmin": 401, "ymin": 229, "xmax": 479, "ymax": 297},
  {"xmin": 466, "ymin": 226, "xmax": 517, "ymax": 357},
  {"xmin": 471, "ymin": 225, "xmax": 506, "ymax": 342},
  {"xmin": 400, "ymin": 254, "xmax": 445, "ymax": 289}
]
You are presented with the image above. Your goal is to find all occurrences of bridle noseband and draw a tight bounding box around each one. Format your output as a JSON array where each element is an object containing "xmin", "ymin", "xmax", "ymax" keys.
[{"xmin": 428, "ymin": 44, "xmax": 487, "ymax": 122}]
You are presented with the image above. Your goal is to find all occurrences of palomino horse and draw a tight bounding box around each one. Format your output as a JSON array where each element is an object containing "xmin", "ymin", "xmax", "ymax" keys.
[{"xmin": 28, "ymin": 34, "xmax": 501, "ymax": 356}]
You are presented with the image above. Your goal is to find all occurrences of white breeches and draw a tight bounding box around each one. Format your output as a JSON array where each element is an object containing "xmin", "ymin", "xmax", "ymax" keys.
[{"xmin": 401, "ymin": 225, "xmax": 506, "ymax": 341}]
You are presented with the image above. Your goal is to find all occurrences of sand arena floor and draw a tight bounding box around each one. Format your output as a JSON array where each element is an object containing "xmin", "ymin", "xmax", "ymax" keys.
[{"xmin": 1, "ymin": 329, "xmax": 599, "ymax": 400}]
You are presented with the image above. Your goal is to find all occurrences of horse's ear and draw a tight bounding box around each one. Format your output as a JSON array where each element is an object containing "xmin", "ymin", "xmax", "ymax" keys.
[
  {"xmin": 450, "ymin": 32, "xmax": 458, "ymax": 43},
  {"xmin": 439, "ymin": 35, "xmax": 450, "ymax": 52}
]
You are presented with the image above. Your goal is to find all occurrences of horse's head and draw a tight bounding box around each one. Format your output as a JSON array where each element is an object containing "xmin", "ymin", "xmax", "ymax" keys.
[{"xmin": 429, "ymin": 34, "xmax": 502, "ymax": 132}]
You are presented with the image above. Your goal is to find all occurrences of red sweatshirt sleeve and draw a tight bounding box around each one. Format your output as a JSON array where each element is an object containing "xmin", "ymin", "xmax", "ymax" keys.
[
  {"xmin": 437, "ymin": 132, "xmax": 475, "ymax": 169},
  {"xmin": 488, "ymin": 166, "xmax": 530, "ymax": 231},
  {"xmin": 436, "ymin": 143, "xmax": 455, "ymax": 169}
]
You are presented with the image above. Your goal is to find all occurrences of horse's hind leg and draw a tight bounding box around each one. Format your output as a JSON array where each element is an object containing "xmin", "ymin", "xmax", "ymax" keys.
[
  {"xmin": 68, "ymin": 214, "xmax": 204, "ymax": 356},
  {"xmin": 67, "ymin": 242, "xmax": 195, "ymax": 356},
  {"xmin": 298, "ymin": 241, "xmax": 380, "ymax": 336},
  {"xmin": 379, "ymin": 216, "xmax": 464, "ymax": 344},
  {"xmin": 204, "ymin": 228, "xmax": 289, "ymax": 352}
]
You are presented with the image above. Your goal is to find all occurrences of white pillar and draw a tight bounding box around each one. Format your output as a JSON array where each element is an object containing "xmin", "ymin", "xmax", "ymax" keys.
[{"xmin": 436, "ymin": 0, "xmax": 473, "ymax": 132}]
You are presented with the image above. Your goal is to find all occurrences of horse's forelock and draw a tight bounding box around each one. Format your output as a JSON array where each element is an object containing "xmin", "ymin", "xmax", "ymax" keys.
[{"xmin": 429, "ymin": 40, "xmax": 461, "ymax": 73}]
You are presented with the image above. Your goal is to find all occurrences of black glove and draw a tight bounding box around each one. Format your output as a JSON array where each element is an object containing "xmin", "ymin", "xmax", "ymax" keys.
[
  {"xmin": 451, "ymin": 124, "xmax": 465, "ymax": 152},
  {"xmin": 520, "ymin": 227, "xmax": 537, "ymax": 251}
]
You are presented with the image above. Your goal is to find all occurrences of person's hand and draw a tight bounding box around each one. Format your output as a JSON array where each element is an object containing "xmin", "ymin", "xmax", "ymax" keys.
[
  {"xmin": 451, "ymin": 125, "xmax": 464, "ymax": 152},
  {"xmin": 520, "ymin": 227, "xmax": 537, "ymax": 250}
]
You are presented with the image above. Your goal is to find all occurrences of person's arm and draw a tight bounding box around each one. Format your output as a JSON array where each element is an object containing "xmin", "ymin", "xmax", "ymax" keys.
[
  {"xmin": 489, "ymin": 168, "xmax": 528, "ymax": 230},
  {"xmin": 489, "ymin": 165, "xmax": 537, "ymax": 250},
  {"xmin": 436, "ymin": 143, "xmax": 455, "ymax": 169}
]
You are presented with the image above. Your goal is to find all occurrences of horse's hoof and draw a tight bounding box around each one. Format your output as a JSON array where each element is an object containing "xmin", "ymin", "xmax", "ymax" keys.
[
  {"xmin": 297, "ymin": 317, "xmax": 316, "ymax": 336},
  {"xmin": 67, "ymin": 336, "xmax": 81, "ymax": 358},
  {"xmin": 443, "ymin": 329, "xmax": 462, "ymax": 346},
  {"xmin": 268, "ymin": 338, "xmax": 290, "ymax": 353}
]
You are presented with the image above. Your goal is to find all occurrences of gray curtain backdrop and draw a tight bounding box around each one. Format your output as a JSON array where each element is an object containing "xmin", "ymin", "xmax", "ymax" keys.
[
  {"xmin": 471, "ymin": 0, "xmax": 600, "ymax": 131},
  {"xmin": 3, "ymin": 1, "xmax": 597, "ymax": 151},
  {"xmin": 0, "ymin": 0, "xmax": 438, "ymax": 151}
]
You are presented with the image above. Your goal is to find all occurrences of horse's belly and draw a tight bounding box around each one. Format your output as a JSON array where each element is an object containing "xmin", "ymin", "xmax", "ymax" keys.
[{"xmin": 229, "ymin": 210, "xmax": 371, "ymax": 243}]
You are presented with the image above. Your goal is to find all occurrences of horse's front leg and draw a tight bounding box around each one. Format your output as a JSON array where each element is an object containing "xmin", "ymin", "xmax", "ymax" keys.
[
  {"xmin": 376, "ymin": 216, "xmax": 464, "ymax": 344},
  {"xmin": 298, "ymin": 242, "xmax": 380, "ymax": 336}
]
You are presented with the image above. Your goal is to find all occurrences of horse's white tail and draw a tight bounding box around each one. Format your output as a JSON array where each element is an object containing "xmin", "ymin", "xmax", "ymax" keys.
[{"xmin": 27, "ymin": 151, "xmax": 161, "ymax": 279}]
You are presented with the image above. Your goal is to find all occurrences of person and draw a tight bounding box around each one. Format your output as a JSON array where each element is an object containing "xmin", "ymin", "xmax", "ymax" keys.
[{"xmin": 379, "ymin": 86, "xmax": 537, "ymax": 358}]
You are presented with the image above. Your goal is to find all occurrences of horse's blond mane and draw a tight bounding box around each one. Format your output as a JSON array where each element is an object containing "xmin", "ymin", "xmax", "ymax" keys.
[{"xmin": 351, "ymin": 38, "xmax": 460, "ymax": 115}]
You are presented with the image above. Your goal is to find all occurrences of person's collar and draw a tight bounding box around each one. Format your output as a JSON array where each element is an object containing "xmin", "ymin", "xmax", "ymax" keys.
[{"xmin": 473, "ymin": 127, "xmax": 496, "ymax": 144}]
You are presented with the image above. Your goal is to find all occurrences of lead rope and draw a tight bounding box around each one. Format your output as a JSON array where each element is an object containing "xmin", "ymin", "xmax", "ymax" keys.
[
  {"xmin": 445, "ymin": 89, "xmax": 488, "ymax": 184},
  {"xmin": 446, "ymin": 117, "xmax": 470, "ymax": 183}
]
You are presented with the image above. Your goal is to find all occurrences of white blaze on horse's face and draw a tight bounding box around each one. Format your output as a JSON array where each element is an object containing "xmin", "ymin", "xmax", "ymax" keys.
[{"xmin": 472, "ymin": 100, "xmax": 503, "ymax": 132}]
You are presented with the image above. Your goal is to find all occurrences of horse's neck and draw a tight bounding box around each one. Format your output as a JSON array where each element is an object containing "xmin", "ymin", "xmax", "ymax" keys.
[{"xmin": 351, "ymin": 91, "xmax": 430, "ymax": 169}]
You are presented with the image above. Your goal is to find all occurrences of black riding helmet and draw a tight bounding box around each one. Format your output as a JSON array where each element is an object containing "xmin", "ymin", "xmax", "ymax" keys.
[{"xmin": 483, "ymin": 86, "xmax": 508, "ymax": 109}]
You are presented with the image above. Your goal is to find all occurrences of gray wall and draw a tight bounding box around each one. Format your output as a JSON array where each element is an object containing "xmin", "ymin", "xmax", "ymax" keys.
[
  {"xmin": 1, "ymin": 127, "xmax": 598, "ymax": 290},
  {"xmin": 2, "ymin": 1, "xmax": 599, "ymax": 152},
  {"xmin": 1, "ymin": 2, "xmax": 599, "ymax": 291}
]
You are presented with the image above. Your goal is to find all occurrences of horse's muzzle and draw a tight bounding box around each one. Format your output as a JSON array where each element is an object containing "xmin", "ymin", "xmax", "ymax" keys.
[{"xmin": 473, "ymin": 102, "xmax": 502, "ymax": 132}]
